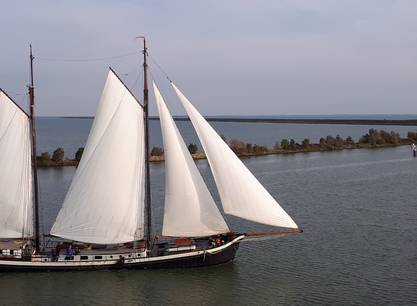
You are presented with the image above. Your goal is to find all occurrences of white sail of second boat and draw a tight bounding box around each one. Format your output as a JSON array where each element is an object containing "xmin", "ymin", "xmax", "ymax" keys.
[
  {"xmin": 153, "ymin": 82, "xmax": 229, "ymax": 237},
  {"xmin": 50, "ymin": 70, "xmax": 146, "ymax": 244},
  {"xmin": 0, "ymin": 90, "xmax": 33, "ymax": 238},
  {"xmin": 172, "ymin": 83, "xmax": 298, "ymax": 229}
]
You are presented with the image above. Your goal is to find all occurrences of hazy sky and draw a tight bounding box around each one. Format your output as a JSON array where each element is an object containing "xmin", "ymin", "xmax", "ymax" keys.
[{"xmin": 1, "ymin": 0, "xmax": 417, "ymax": 116}]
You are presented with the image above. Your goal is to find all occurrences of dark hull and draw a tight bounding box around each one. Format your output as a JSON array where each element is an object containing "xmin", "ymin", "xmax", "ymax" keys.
[
  {"xmin": 0, "ymin": 242, "xmax": 239, "ymax": 272},
  {"xmin": 125, "ymin": 242, "xmax": 239, "ymax": 270}
]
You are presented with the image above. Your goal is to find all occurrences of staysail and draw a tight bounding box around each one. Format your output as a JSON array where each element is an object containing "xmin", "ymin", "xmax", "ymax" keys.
[
  {"xmin": 50, "ymin": 70, "xmax": 146, "ymax": 244},
  {"xmin": 0, "ymin": 90, "xmax": 33, "ymax": 238},
  {"xmin": 153, "ymin": 82, "xmax": 229, "ymax": 237},
  {"xmin": 172, "ymin": 83, "xmax": 298, "ymax": 229}
]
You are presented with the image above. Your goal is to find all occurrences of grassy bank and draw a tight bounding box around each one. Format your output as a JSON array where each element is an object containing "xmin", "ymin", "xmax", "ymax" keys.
[{"xmin": 37, "ymin": 129, "xmax": 417, "ymax": 167}]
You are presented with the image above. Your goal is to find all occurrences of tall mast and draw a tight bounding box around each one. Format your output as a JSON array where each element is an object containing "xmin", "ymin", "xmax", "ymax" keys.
[
  {"xmin": 139, "ymin": 37, "xmax": 152, "ymax": 244},
  {"xmin": 28, "ymin": 44, "xmax": 41, "ymax": 252}
]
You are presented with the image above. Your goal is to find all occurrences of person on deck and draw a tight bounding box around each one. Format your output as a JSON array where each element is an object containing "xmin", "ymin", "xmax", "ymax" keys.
[
  {"xmin": 66, "ymin": 245, "xmax": 73, "ymax": 257},
  {"xmin": 412, "ymin": 143, "xmax": 416, "ymax": 158}
]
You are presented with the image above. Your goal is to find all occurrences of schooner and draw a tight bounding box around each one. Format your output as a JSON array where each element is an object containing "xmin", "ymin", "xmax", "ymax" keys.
[{"xmin": 0, "ymin": 39, "xmax": 301, "ymax": 271}]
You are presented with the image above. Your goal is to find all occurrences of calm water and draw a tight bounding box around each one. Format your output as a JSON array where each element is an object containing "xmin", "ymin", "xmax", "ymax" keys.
[{"xmin": 1, "ymin": 120, "xmax": 417, "ymax": 305}]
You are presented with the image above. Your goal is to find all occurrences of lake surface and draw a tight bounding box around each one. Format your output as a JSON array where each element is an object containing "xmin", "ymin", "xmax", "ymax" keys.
[{"xmin": 1, "ymin": 120, "xmax": 417, "ymax": 305}]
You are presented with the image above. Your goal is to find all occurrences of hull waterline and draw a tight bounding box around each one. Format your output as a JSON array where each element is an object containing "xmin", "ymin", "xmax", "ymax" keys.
[{"xmin": 0, "ymin": 236, "xmax": 242, "ymax": 272}]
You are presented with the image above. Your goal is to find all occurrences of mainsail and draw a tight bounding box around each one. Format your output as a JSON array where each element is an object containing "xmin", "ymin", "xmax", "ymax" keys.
[
  {"xmin": 172, "ymin": 83, "xmax": 298, "ymax": 229},
  {"xmin": 0, "ymin": 90, "xmax": 33, "ymax": 238},
  {"xmin": 50, "ymin": 70, "xmax": 146, "ymax": 244},
  {"xmin": 153, "ymin": 82, "xmax": 229, "ymax": 237}
]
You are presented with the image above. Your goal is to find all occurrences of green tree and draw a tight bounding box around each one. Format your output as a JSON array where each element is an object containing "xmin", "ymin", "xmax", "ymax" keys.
[
  {"xmin": 246, "ymin": 143, "xmax": 253, "ymax": 153},
  {"xmin": 407, "ymin": 131, "xmax": 417, "ymax": 141},
  {"xmin": 188, "ymin": 143, "xmax": 198, "ymax": 154},
  {"xmin": 359, "ymin": 134, "xmax": 368, "ymax": 144},
  {"xmin": 390, "ymin": 131, "xmax": 400, "ymax": 145},
  {"xmin": 75, "ymin": 147, "xmax": 84, "ymax": 161},
  {"xmin": 301, "ymin": 138, "xmax": 310, "ymax": 148},
  {"xmin": 336, "ymin": 134, "xmax": 343, "ymax": 142},
  {"xmin": 253, "ymin": 144, "xmax": 268, "ymax": 153},
  {"xmin": 280, "ymin": 139, "xmax": 289, "ymax": 150},
  {"xmin": 289, "ymin": 139, "xmax": 296, "ymax": 150},
  {"xmin": 151, "ymin": 146, "xmax": 163, "ymax": 156},
  {"xmin": 325, "ymin": 135, "xmax": 336, "ymax": 149},
  {"xmin": 229, "ymin": 139, "xmax": 246, "ymax": 154},
  {"xmin": 326, "ymin": 135, "xmax": 335, "ymax": 145},
  {"xmin": 335, "ymin": 135, "xmax": 344, "ymax": 148},
  {"xmin": 52, "ymin": 148, "xmax": 65, "ymax": 162},
  {"xmin": 38, "ymin": 152, "xmax": 51, "ymax": 162}
]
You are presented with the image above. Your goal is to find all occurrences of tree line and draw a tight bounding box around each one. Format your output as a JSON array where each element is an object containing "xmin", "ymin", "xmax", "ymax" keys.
[
  {"xmin": 37, "ymin": 147, "xmax": 84, "ymax": 166},
  {"xmin": 150, "ymin": 129, "xmax": 415, "ymax": 157},
  {"xmin": 37, "ymin": 129, "xmax": 417, "ymax": 166}
]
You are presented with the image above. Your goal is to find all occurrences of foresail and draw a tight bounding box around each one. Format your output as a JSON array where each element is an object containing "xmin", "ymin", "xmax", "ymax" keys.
[
  {"xmin": 172, "ymin": 83, "xmax": 298, "ymax": 229},
  {"xmin": 0, "ymin": 90, "xmax": 33, "ymax": 238},
  {"xmin": 153, "ymin": 82, "xmax": 229, "ymax": 237},
  {"xmin": 50, "ymin": 70, "xmax": 145, "ymax": 244}
]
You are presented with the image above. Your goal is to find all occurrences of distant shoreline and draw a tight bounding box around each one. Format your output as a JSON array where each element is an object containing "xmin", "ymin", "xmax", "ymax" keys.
[
  {"xmin": 148, "ymin": 143, "xmax": 412, "ymax": 163},
  {"xmin": 36, "ymin": 128, "xmax": 417, "ymax": 168},
  {"xmin": 37, "ymin": 142, "xmax": 414, "ymax": 168},
  {"xmin": 59, "ymin": 116, "xmax": 417, "ymax": 126}
]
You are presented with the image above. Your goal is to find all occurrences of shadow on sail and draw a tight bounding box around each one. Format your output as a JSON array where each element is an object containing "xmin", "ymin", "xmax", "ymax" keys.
[
  {"xmin": 153, "ymin": 82, "xmax": 229, "ymax": 237},
  {"xmin": 0, "ymin": 90, "xmax": 33, "ymax": 239},
  {"xmin": 50, "ymin": 70, "xmax": 146, "ymax": 244}
]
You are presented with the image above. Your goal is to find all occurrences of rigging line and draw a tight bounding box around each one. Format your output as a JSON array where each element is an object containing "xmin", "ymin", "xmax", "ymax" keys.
[
  {"xmin": 148, "ymin": 65, "xmax": 170, "ymax": 89},
  {"xmin": 129, "ymin": 71, "xmax": 141, "ymax": 100},
  {"xmin": 7, "ymin": 91, "xmax": 27, "ymax": 96},
  {"xmin": 148, "ymin": 66, "xmax": 175, "ymax": 103},
  {"xmin": 148, "ymin": 67, "xmax": 171, "ymax": 104},
  {"xmin": 121, "ymin": 59, "xmax": 142, "ymax": 79},
  {"xmin": 124, "ymin": 61, "xmax": 143, "ymax": 98},
  {"xmin": 148, "ymin": 66, "xmax": 171, "ymax": 104},
  {"xmin": 111, "ymin": 61, "xmax": 142, "ymax": 100},
  {"xmin": 148, "ymin": 54, "xmax": 172, "ymax": 82},
  {"xmin": 37, "ymin": 52, "xmax": 138, "ymax": 63},
  {"xmin": 147, "ymin": 67, "xmax": 156, "ymax": 85}
]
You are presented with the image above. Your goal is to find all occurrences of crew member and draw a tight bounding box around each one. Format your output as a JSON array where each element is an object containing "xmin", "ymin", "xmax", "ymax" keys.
[{"xmin": 66, "ymin": 244, "xmax": 73, "ymax": 257}]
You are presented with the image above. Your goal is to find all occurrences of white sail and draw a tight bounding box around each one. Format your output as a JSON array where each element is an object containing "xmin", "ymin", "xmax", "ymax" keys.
[
  {"xmin": 153, "ymin": 82, "xmax": 229, "ymax": 237},
  {"xmin": 0, "ymin": 90, "xmax": 33, "ymax": 238},
  {"xmin": 50, "ymin": 70, "xmax": 145, "ymax": 244},
  {"xmin": 172, "ymin": 83, "xmax": 298, "ymax": 229}
]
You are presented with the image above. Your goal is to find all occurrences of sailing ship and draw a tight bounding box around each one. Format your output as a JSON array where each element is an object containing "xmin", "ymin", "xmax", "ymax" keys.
[{"xmin": 0, "ymin": 39, "xmax": 301, "ymax": 272}]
